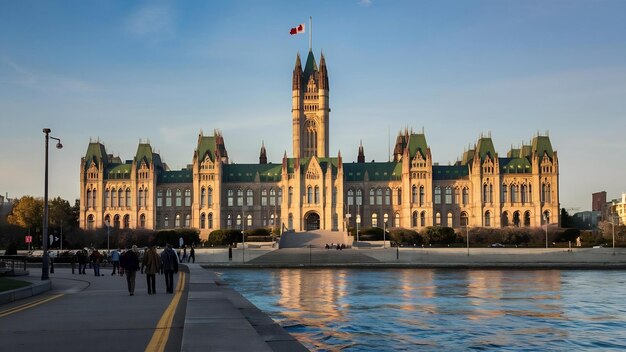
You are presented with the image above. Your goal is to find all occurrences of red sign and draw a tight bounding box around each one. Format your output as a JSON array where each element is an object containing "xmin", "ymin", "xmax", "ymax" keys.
[{"xmin": 25, "ymin": 235, "xmax": 32, "ymax": 243}]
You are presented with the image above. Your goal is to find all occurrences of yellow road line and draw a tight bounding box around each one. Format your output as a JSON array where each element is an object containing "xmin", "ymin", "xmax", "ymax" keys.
[
  {"xmin": 0, "ymin": 293, "xmax": 64, "ymax": 318},
  {"xmin": 145, "ymin": 272, "xmax": 186, "ymax": 352}
]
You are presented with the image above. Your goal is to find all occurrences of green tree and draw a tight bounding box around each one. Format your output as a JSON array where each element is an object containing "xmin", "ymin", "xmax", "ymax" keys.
[
  {"xmin": 49, "ymin": 197, "xmax": 73, "ymax": 230},
  {"xmin": 560, "ymin": 208, "xmax": 572, "ymax": 228},
  {"xmin": 7, "ymin": 196, "xmax": 43, "ymax": 230}
]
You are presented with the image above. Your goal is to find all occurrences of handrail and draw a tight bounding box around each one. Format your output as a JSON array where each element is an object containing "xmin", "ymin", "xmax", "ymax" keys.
[{"xmin": 0, "ymin": 255, "xmax": 28, "ymax": 273}]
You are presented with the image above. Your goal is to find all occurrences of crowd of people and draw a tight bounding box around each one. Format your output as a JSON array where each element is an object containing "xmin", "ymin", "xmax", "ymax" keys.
[{"xmin": 72, "ymin": 244, "xmax": 196, "ymax": 296}]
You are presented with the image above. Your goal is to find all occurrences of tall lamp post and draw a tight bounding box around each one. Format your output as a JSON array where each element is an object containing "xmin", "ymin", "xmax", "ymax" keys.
[
  {"xmin": 383, "ymin": 213, "xmax": 388, "ymax": 249},
  {"xmin": 42, "ymin": 128, "xmax": 63, "ymax": 280},
  {"xmin": 544, "ymin": 213, "xmax": 549, "ymax": 249},
  {"xmin": 105, "ymin": 220, "xmax": 110, "ymax": 252},
  {"xmin": 466, "ymin": 224, "xmax": 470, "ymax": 256},
  {"xmin": 611, "ymin": 215, "xmax": 617, "ymax": 256}
]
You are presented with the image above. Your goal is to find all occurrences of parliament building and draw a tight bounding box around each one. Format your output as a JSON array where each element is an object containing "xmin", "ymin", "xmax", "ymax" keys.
[{"xmin": 79, "ymin": 50, "xmax": 560, "ymax": 239}]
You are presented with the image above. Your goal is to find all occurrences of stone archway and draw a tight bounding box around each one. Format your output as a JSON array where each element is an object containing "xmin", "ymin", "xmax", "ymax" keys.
[{"xmin": 305, "ymin": 212, "xmax": 320, "ymax": 231}]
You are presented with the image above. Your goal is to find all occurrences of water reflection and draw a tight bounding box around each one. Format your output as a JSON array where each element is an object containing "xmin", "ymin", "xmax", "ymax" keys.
[{"xmin": 219, "ymin": 269, "xmax": 626, "ymax": 351}]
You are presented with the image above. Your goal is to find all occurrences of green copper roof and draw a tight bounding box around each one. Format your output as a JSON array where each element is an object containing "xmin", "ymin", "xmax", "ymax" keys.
[
  {"xmin": 197, "ymin": 136, "xmax": 216, "ymax": 162},
  {"xmin": 84, "ymin": 142, "xmax": 108, "ymax": 169},
  {"xmin": 159, "ymin": 169, "xmax": 192, "ymax": 184},
  {"xmin": 500, "ymin": 157, "xmax": 532, "ymax": 174},
  {"xmin": 303, "ymin": 50, "xmax": 318, "ymax": 82},
  {"xmin": 532, "ymin": 135, "xmax": 554, "ymax": 159},
  {"xmin": 476, "ymin": 137, "xmax": 496, "ymax": 160},
  {"xmin": 432, "ymin": 165, "xmax": 469, "ymax": 180},
  {"xmin": 461, "ymin": 149, "xmax": 475, "ymax": 165},
  {"xmin": 344, "ymin": 162, "xmax": 402, "ymax": 182},
  {"xmin": 223, "ymin": 163, "xmax": 283, "ymax": 183},
  {"xmin": 408, "ymin": 133, "xmax": 428, "ymax": 160},
  {"xmin": 105, "ymin": 163, "xmax": 132, "ymax": 180},
  {"xmin": 135, "ymin": 143, "xmax": 153, "ymax": 167}
]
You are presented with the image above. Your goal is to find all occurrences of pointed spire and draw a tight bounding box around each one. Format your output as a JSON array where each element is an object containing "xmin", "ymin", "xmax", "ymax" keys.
[
  {"xmin": 259, "ymin": 141, "xmax": 267, "ymax": 164},
  {"xmin": 293, "ymin": 53, "xmax": 302, "ymax": 91},
  {"xmin": 318, "ymin": 52, "xmax": 329, "ymax": 90},
  {"xmin": 338, "ymin": 149, "xmax": 343, "ymax": 168},
  {"xmin": 358, "ymin": 140, "xmax": 365, "ymax": 163}
]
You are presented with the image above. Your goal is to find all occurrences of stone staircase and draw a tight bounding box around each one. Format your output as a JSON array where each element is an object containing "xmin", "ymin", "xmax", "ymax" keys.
[{"xmin": 279, "ymin": 230, "xmax": 351, "ymax": 248}]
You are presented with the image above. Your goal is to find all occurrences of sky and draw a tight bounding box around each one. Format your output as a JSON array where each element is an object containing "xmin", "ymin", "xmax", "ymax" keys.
[{"xmin": 1, "ymin": 0, "xmax": 625, "ymax": 212}]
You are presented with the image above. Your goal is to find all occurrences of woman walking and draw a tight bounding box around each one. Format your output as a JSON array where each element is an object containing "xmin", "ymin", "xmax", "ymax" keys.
[{"xmin": 141, "ymin": 245, "xmax": 161, "ymax": 295}]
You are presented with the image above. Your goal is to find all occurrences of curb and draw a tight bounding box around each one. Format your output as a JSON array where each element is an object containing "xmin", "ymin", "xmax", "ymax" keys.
[{"xmin": 0, "ymin": 279, "xmax": 52, "ymax": 305}]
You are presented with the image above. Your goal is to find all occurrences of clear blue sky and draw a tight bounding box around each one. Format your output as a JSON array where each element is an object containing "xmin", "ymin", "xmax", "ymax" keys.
[{"xmin": 1, "ymin": 0, "xmax": 625, "ymax": 211}]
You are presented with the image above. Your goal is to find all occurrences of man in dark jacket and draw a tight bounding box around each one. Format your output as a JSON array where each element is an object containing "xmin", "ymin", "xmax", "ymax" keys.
[
  {"xmin": 120, "ymin": 245, "xmax": 140, "ymax": 296},
  {"xmin": 160, "ymin": 244, "xmax": 179, "ymax": 294}
]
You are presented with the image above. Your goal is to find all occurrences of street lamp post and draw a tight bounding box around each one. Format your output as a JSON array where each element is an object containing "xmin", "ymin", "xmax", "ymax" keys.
[
  {"xmin": 544, "ymin": 213, "xmax": 549, "ymax": 249},
  {"xmin": 105, "ymin": 220, "xmax": 110, "ymax": 252},
  {"xmin": 356, "ymin": 203, "xmax": 361, "ymax": 245},
  {"xmin": 466, "ymin": 224, "xmax": 470, "ymax": 256},
  {"xmin": 383, "ymin": 213, "xmax": 388, "ymax": 249},
  {"xmin": 611, "ymin": 215, "xmax": 616, "ymax": 256},
  {"xmin": 42, "ymin": 128, "xmax": 63, "ymax": 280}
]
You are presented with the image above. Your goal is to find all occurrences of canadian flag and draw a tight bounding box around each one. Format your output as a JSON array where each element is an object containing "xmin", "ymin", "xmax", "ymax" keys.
[{"xmin": 290, "ymin": 23, "xmax": 305, "ymax": 35}]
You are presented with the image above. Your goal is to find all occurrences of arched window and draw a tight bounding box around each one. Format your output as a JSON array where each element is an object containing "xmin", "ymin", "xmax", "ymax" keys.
[
  {"xmin": 288, "ymin": 187, "xmax": 293, "ymax": 207},
  {"xmin": 484, "ymin": 211, "xmax": 491, "ymax": 227},
  {"xmin": 394, "ymin": 212, "xmax": 400, "ymax": 227},
  {"xmin": 269, "ymin": 188, "xmax": 276, "ymax": 206},
  {"xmin": 227, "ymin": 213, "xmax": 232, "ymax": 227},
  {"xmin": 236, "ymin": 214, "xmax": 242, "ymax": 229},
  {"xmin": 412, "ymin": 186, "xmax": 418, "ymax": 204},
  {"xmin": 207, "ymin": 188, "xmax": 213, "ymax": 207},
  {"xmin": 116, "ymin": 189, "xmax": 121, "ymax": 207},
  {"xmin": 208, "ymin": 213, "xmax": 213, "ymax": 228},
  {"xmin": 347, "ymin": 189, "xmax": 354, "ymax": 206},
  {"xmin": 383, "ymin": 213, "xmax": 389, "ymax": 228},
  {"xmin": 164, "ymin": 215, "xmax": 169, "ymax": 227},
  {"xmin": 502, "ymin": 184, "xmax": 508, "ymax": 203},
  {"xmin": 370, "ymin": 188, "xmax": 375, "ymax": 205},
  {"xmin": 104, "ymin": 214, "xmax": 111, "ymax": 227},
  {"xmin": 447, "ymin": 212, "xmax": 453, "ymax": 227},
  {"xmin": 185, "ymin": 189, "xmax": 191, "ymax": 206},
  {"xmin": 420, "ymin": 211, "xmax": 426, "ymax": 227},
  {"xmin": 185, "ymin": 214, "xmax": 190, "ymax": 227},
  {"xmin": 376, "ymin": 188, "xmax": 383, "ymax": 205},
  {"xmin": 372, "ymin": 213, "xmax": 378, "ymax": 227},
  {"xmin": 288, "ymin": 213, "xmax": 293, "ymax": 230},
  {"xmin": 521, "ymin": 184, "xmax": 527, "ymax": 204},
  {"xmin": 460, "ymin": 212, "xmax": 468, "ymax": 227},
  {"xmin": 237, "ymin": 189, "xmax": 243, "ymax": 206},
  {"xmin": 247, "ymin": 189, "xmax": 254, "ymax": 206},
  {"xmin": 123, "ymin": 214, "xmax": 130, "ymax": 229},
  {"xmin": 227, "ymin": 189, "xmax": 234, "ymax": 207},
  {"xmin": 87, "ymin": 215, "xmax": 94, "ymax": 230},
  {"xmin": 307, "ymin": 186, "xmax": 313, "ymax": 204},
  {"xmin": 462, "ymin": 188, "xmax": 469, "ymax": 205},
  {"xmin": 175, "ymin": 213, "xmax": 181, "ymax": 227},
  {"xmin": 166, "ymin": 189, "xmax": 172, "ymax": 207},
  {"xmin": 435, "ymin": 212, "xmax": 441, "ymax": 225},
  {"xmin": 138, "ymin": 189, "xmax": 144, "ymax": 207},
  {"xmin": 445, "ymin": 187, "xmax": 452, "ymax": 204},
  {"xmin": 412, "ymin": 211, "xmax": 418, "ymax": 227},
  {"xmin": 278, "ymin": 188, "xmax": 283, "ymax": 204},
  {"xmin": 513, "ymin": 211, "xmax": 521, "ymax": 227},
  {"xmin": 246, "ymin": 214, "xmax": 252, "ymax": 227},
  {"xmin": 105, "ymin": 189, "xmax": 110, "ymax": 208},
  {"xmin": 511, "ymin": 185, "xmax": 518, "ymax": 203},
  {"xmin": 140, "ymin": 214, "xmax": 146, "ymax": 228},
  {"xmin": 543, "ymin": 210, "xmax": 551, "ymax": 224},
  {"xmin": 356, "ymin": 189, "xmax": 363, "ymax": 205},
  {"xmin": 93, "ymin": 189, "xmax": 97, "ymax": 208},
  {"xmin": 126, "ymin": 188, "xmax": 131, "ymax": 207},
  {"xmin": 200, "ymin": 213, "xmax": 206, "ymax": 229},
  {"xmin": 201, "ymin": 188, "xmax": 206, "ymax": 208},
  {"xmin": 176, "ymin": 189, "xmax": 182, "ymax": 207},
  {"xmin": 87, "ymin": 189, "xmax": 93, "ymax": 208},
  {"xmin": 397, "ymin": 188, "xmax": 402, "ymax": 205},
  {"xmin": 454, "ymin": 188, "xmax": 460, "ymax": 205},
  {"xmin": 524, "ymin": 211, "xmax": 531, "ymax": 227},
  {"xmin": 435, "ymin": 187, "xmax": 442, "ymax": 204},
  {"xmin": 262, "ymin": 189, "xmax": 268, "ymax": 206},
  {"xmin": 314, "ymin": 186, "xmax": 320, "ymax": 204},
  {"xmin": 528, "ymin": 184, "xmax": 532, "ymax": 202},
  {"xmin": 420, "ymin": 186, "xmax": 425, "ymax": 205},
  {"xmin": 114, "ymin": 214, "xmax": 120, "ymax": 228},
  {"xmin": 483, "ymin": 184, "xmax": 489, "ymax": 204},
  {"xmin": 502, "ymin": 212, "xmax": 509, "ymax": 226},
  {"xmin": 157, "ymin": 190, "xmax": 163, "ymax": 207},
  {"xmin": 546, "ymin": 184, "xmax": 552, "ymax": 203}
]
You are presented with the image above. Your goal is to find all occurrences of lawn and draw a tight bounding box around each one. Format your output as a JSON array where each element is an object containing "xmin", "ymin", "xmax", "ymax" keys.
[{"xmin": 0, "ymin": 277, "xmax": 32, "ymax": 292}]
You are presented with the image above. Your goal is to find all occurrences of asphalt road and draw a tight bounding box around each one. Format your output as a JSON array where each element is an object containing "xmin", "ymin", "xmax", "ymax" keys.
[{"xmin": 0, "ymin": 266, "xmax": 188, "ymax": 352}]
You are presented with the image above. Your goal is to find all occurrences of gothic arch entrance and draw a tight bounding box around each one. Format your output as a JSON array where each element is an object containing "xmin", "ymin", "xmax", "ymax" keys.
[{"xmin": 305, "ymin": 212, "xmax": 320, "ymax": 231}]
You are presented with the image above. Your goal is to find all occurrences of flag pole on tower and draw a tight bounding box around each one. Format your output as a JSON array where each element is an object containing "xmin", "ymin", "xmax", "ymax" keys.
[{"xmin": 309, "ymin": 16, "xmax": 312, "ymax": 51}]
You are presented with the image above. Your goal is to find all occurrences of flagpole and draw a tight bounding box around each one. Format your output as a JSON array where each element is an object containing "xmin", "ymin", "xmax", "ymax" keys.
[{"xmin": 309, "ymin": 16, "xmax": 312, "ymax": 51}]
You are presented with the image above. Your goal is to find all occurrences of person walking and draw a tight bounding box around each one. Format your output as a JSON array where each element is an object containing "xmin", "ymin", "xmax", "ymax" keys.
[
  {"xmin": 189, "ymin": 246, "xmax": 195, "ymax": 263},
  {"xmin": 181, "ymin": 246, "xmax": 188, "ymax": 263},
  {"xmin": 89, "ymin": 249, "xmax": 102, "ymax": 276},
  {"xmin": 76, "ymin": 249, "xmax": 87, "ymax": 274},
  {"xmin": 110, "ymin": 248, "xmax": 121, "ymax": 275},
  {"xmin": 141, "ymin": 245, "xmax": 161, "ymax": 295},
  {"xmin": 160, "ymin": 244, "xmax": 179, "ymax": 294},
  {"xmin": 121, "ymin": 245, "xmax": 140, "ymax": 296}
]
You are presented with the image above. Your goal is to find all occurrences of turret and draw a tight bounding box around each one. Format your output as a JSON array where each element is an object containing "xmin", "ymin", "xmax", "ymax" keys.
[
  {"xmin": 292, "ymin": 54, "xmax": 302, "ymax": 91},
  {"xmin": 357, "ymin": 141, "xmax": 365, "ymax": 163},
  {"xmin": 259, "ymin": 141, "xmax": 267, "ymax": 164}
]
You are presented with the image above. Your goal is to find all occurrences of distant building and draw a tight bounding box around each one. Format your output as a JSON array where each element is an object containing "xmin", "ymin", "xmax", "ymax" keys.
[
  {"xmin": 592, "ymin": 191, "xmax": 607, "ymax": 212},
  {"xmin": 78, "ymin": 49, "xmax": 561, "ymax": 239},
  {"xmin": 612, "ymin": 193, "xmax": 626, "ymax": 225},
  {"xmin": 573, "ymin": 211, "xmax": 600, "ymax": 230},
  {"xmin": 0, "ymin": 193, "xmax": 14, "ymax": 221}
]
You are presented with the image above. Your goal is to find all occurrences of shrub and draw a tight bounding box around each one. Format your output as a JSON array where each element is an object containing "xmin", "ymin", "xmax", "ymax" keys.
[
  {"xmin": 423, "ymin": 226, "xmax": 456, "ymax": 245},
  {"xmin": 389, "ymin": 228, "xmax": 423, "ymax": 245},
  {"xmin": 4, "ymin": 242, "xmax": 18, "ymax": 255},
  {"xmin": 206, "ymin": 229, "xmax": 243, "ymax": 246},
  {"xmin": 153, "ymin": 229, "xmax": 200, "ymax": 248},
  {"xmin": 358, "ymin": 227, "xmax": 385, "ymax": 241},
  {"xmin": 245, "ymin": 228, "xmax": 271, "ymax": 237}
]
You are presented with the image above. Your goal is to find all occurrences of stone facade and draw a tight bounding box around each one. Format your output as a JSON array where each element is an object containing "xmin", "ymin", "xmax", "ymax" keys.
[{"xmin": 79, "ymin": 50, "xmax": 560, "ymax": 239}]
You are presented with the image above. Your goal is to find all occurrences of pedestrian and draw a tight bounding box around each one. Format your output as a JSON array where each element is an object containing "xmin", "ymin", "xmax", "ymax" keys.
[
  {"xmin": 110, "ymin": 248, "xmax": 121, "ymax": 275},
  {"xmin": 189, "ymin": 246, "xmax": 195, "ymax": 263},
  {"xmin": 76, "ymin": 249, "xmax": 87, "ymax": 274},
  {"xmin": 89, "ymin": 249, "xmax": 102, "ymax": 276},
  {"xmin": 141, "ymin": 244, "xmax": 161, "ymax": 295},
  {"xmin": 160, "ymin": 244, "xmax": 179, "ymax": 294},
  {"xmin": 121, "ymin": 245, "xmax": 140, "ymax": 296},
  {"xmin": 181, "ymin": 246, "xmax": 188, "ymax": 263}
]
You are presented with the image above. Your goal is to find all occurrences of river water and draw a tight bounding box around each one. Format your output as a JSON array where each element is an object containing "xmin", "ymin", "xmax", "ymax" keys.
[{"xmin": 218, "ymin": 269, "xmax": 626, "ymax": 351}]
